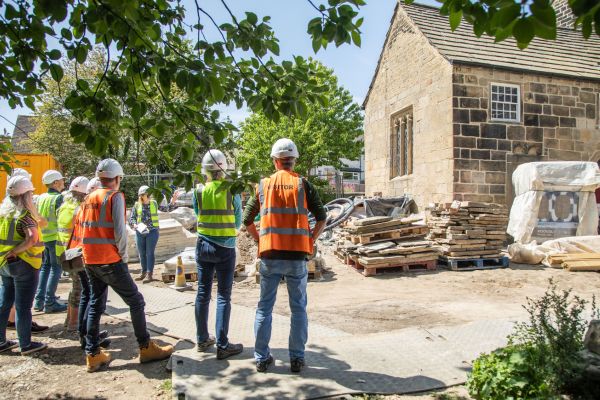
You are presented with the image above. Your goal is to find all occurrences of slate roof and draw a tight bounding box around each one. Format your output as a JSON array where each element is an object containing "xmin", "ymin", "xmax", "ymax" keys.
[
  {"xmin": 364, "ymin": 2, "xmax": 600, "ymax": 106},
  {"xmin": 404, "ymin": 2, "xmax": 600, "ymax": 80}
]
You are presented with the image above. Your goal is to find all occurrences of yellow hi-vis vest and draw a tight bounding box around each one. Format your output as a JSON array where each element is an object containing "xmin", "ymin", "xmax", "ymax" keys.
[
  {"xmin": 134, "ymin": 200, "xmax": 159, "ymax": 227},
  {"xmin": 37, "ymin": 192, "xmax": 61, "ymax": 242},
  {"xmin": 56, "ymin": 198, "xmax": 80, "ymax": 257},
  {"xmin": 0, "ymin": 211, "xmax": 44, "ymax": 269},
  {"xmin": 196, "ymin": 181, "xmax": 236, "ymax": 237}
]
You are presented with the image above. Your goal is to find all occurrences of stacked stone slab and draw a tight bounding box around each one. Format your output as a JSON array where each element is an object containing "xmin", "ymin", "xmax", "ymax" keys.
[
  {"xmin": 427, "ymin": 201, "xmax": 508, "ymax": 259},
  {"xmin": 127, "ymin": 218, "xmax": 197, "ymax": 264}
]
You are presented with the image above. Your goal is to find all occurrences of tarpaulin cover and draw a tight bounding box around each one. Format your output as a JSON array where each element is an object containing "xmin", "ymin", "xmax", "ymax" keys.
[
  {"xmin": 508, "ymin": 162, "xmax": 600, "ymax": 244},
  {"xmin": 508, "ymin": 235, "xmax": 600, "ymax": 267},
  {"xmin": 362, "ymin": 196, "xmax": 418, "ymax": 217}
]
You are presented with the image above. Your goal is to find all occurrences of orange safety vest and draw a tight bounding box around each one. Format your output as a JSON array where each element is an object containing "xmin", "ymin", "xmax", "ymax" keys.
[
  {"xmin": 257, "ymin": 170, "xmax": 312, "ymax": 255},
  {"xmin": 79, "ymin": 188, "xmax": 123, "ymax": 265}
]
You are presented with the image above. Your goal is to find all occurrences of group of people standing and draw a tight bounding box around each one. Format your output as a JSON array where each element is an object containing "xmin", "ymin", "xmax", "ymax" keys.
[{"xmin": 0, "ymin": 136, "xmax": 325, "ymax": 374}]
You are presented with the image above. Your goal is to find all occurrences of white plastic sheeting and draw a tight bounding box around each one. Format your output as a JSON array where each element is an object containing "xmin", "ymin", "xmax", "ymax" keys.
[
  {"xmin": 508, "ymin": 162, "xmax": 600, "ymax": 244},
  {"xmin": 508, "ymin": 235, "xmax": 600, "ymax": 267}
]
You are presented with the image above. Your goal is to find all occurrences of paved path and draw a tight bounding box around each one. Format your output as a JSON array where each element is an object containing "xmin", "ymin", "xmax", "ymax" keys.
[{"xmin": 106, "ymin": 284, "xmax": 515, "ymax": 399}]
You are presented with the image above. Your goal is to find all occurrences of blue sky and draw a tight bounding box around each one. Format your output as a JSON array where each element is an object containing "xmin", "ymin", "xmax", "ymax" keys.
[{"xmin": 0, "ymin": 0, "xmax": 439, "ymax": 136}]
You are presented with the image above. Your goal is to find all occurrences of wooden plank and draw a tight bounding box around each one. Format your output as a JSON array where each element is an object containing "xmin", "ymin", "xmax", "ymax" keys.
[{"xmin": 352, "ymin": 216, "xmax": 392, "ymax": 226}]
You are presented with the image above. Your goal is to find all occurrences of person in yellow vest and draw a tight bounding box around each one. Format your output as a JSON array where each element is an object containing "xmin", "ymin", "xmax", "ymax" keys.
[
  {"xmin": 193, "ymin": 149, "xmax": 244, "ymax": 360},
  {"xmin": 80, "ymin": 159, "xmax": 172, "ymax": 372},
  {"xmin": 129, "ymin": 185, "xmax": 160, "ymax": 283},
  {"xmin": 34, "ymin": 169, "xmax": 67, "ymax": 313},
  {"xmin": 56, "ymin": 176, "xmax": 89, "ymax": 330},
  {"xmin": 0, "ymin": 176, "xmax": 47, "ymax": 355},
  {"xmin": 243, "ymin": 138, "xmax": 327, "ymax": 373},
  {"xmin": 4, "ymin": 168, "xmax": 49, "ymax": 334}
]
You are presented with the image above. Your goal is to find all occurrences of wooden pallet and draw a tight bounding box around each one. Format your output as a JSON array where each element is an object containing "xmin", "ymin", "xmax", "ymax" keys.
[
  {"xmin": 350, "ymin": 226, "xmax": 428, "ymax": 245},
  {"xmin": 349, "ymin": 258, "xmax": 437, "ymax": 277},
  {"xmin": 161, "ymin": 272, "xmax": 198, "ymax": 283},
  {"xmin": 438, "ymin": 256, "xmax": 509, "ymax": 271}
]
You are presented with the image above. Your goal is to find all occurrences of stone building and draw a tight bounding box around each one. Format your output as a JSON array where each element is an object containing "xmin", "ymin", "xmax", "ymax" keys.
[
  {"xmin": 363, "ymin": 1, "xmax": 600, "ymax": 209},
  {"xmin": 10, "ymin": 114, "xmax": 37, "ymax": 153}
]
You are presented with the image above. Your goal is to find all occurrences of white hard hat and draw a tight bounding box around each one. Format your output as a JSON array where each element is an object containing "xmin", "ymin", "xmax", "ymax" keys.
[
  {"xmin": 138, "ymin": 185, "xmax": 150, "ymax": 196},
  {"xmin": 86, "ymin": 177, "xmax": 101, "ymax": 194},
  {"xmin": 42, "ymin": 169, "xmax": 64, "ymax": 185},
  {"xmin": 201, "ymin": 149, "xmax": 228, "ymax": 172},
  {"xmin": 96, "ymin": 158, "xmax": 124, "ymax": 178},
  {"xmin": 7, "ymin": 176, "xmax": 35, "ymax": 196},
  {"xmin": 270, "ymin": 138, "xmax": 299, "ymax": 159},
  {"xmin": 69, "ymin": 176, "xmax": 89, "ymax": 194},
  {"xmin": 9, "ymin": 168, "xmax": 31, "ymax": 180}
]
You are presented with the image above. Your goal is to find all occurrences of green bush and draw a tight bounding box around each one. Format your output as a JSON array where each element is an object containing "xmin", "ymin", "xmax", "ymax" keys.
[
  {"xmin": 468, "ymin": 279, "xmax": 600, "ymax": 400},
  {"xmin": 467, "ymin": 343, "xmax": 557, "ymax": 399}
]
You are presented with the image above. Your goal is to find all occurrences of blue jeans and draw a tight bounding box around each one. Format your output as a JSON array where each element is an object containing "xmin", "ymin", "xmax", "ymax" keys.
[
  {"xmin": 254, "ymin": 258, "xmax": 308, "ymax": 362},
  {"xmin": 78, "ymin": 269, "xmax": 107, "ymax": 339},
  {"xmin": 135, "ymin": 229, "xmax": 159, "ymax": 273},
  {"xmin": 195, "ymin": 237, "xmax": 236, "ymax": 349},
  {"xmin": 0, "ymin": 259, "xmax": 40, "ymax": 348},
  {"xmin": 34, "ymin": 241, "xmax": 62, "ymax": 307},
  {"xmin": 85, "ymin": 262, "xmax": 150, "ymax": 354}
]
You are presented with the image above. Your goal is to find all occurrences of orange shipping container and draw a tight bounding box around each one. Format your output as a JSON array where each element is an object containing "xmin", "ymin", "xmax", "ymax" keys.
[{"xmin": 0, "ymin": 153, "xmax": 61, "ymax": 196}]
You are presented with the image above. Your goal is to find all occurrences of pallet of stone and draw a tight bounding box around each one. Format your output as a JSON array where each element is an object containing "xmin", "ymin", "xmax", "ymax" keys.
[
  {"xmin": 351, "ymin": 253, "xmax": 438, "ymax": 276},
  {"xmin": 438, "ymin": 255, "xmax": 509, "ymax": 271}
]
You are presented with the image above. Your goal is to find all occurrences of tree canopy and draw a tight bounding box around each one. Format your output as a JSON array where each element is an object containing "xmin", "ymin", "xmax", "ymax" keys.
[
  {"xmin": 237, "ymin": 60, "xmax": 363, "ymax": 180},
  {"xmin": 429, "ymin": 0, "xmax": 600, "ymax": 49}
]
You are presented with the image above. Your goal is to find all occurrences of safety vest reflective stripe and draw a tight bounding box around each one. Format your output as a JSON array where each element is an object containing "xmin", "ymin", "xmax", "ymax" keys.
[
  {"xmin": 259, "ymin": 227, "xmax": 311, "ymax": 236},
  {"xmin": 198, "ymin": 222, "xmax": 236, "ymax": 229},
  {"xmin": 81, "ymin": 237, "xmax": 116, "ymax": 245},
  {"xmin": 134, "ymin": 200, "xmax": 159, "ymax": 225},
  {"xmin": 78, "ymin": 191, "xmax": 115, "ymax": 228}
]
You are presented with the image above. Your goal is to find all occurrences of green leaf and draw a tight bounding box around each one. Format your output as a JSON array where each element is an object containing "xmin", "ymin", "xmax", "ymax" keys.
[
  {"xmin": 49, "ymin": 64, "xmax": 64, "ymax": 83},
  {"xmin": 61, "ymin": 28, "xmax": 72, "ymax": 40},
  {"xmin": 208, "ymin": 76, "xmax": 225, "ymax": 101},
  {"xmin": 513, "ymin": 18, "xmax": 535, "ymax": 48},
  {"xmin": 175, "ymin": 70, "xmax": 188, "ymax": 90},
  {"xmin": 75, "ymin": 45, "xmax": 88, "ymax": 64},
  {"xmin": 449, "ymin": 10, "xmax": 462, "ymax": 31},
  {"xmin": 48, "ymin": 49, "xmax": 62, "ymax": 60},
  {"xmin": 246, "ymin": 12, "xmax": 258, "ymax": 25},
  {"xmin": 312, "ymin": 38, "xmax": 322, "ymax": 53},
  {"xmin": 351, "ymin": 30, "xmax": 361, "ymax": 47}
]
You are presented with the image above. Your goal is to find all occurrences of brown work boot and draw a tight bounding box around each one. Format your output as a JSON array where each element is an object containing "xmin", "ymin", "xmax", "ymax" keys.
[
  {"xmin": 135, "ymin": 272, "xmax": 147, "ymax": 281},
  {"xmin": 86, "ymin": 350, "xmax": 112, "ymax": 373},
  {"xmin": 139, "ymin": 340, "xmax": 173, "ymax": 363},
  {"xmin": 143, "ymin": 273, "xmax": 154, "ymax": 284}
]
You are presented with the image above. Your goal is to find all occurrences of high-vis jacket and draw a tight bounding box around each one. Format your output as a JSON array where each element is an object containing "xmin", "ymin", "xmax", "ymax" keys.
[
  {"xmin": 134, "ymin": 200, "xmax": 159, "ymax": 228},
  {"xmin": 0, "ymin": 211, "xmax": 44, "ymax": 269},
  {"xmin": 55, "ymin": 198, "xmax": 79, "ymax": 257},
  {"xmin": 37, "ymin": 192, "xmax": 61, "ymax": 242},
  {"xmin": 257, "ymin": 170, "xmax": 312, "ymax": 255},
  {"xmin": 196, "ymin": 181, "xmax": 236, "ymax": 237},
  {"xmin": 79, "ymin": 188, "xmax": 122, "ymax": 265}
]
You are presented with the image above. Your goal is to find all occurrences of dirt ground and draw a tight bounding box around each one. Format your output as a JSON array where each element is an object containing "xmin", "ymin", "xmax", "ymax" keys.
[{"xmin": 1, "ymin": 243, "xmax": 599, "ymax": 399}]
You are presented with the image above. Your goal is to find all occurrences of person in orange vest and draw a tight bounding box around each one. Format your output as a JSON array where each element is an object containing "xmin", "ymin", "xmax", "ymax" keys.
[
  {"xmin": 243, "ymin": 138, "xmax": 327, "ymax": 373},
  {"xmin": 79, "ymin": 159, "xmax": 173, "ymax": 372}
]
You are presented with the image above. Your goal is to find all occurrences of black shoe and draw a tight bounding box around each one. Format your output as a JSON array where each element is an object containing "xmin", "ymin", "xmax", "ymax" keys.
[
  {"xmin": 256, "ymin": 355, "xmax": 274, "ymax": 373},
  {"xmin": 197, "ymin": 335, "xmax": 216, "ymax": 352},
  {"xmin": 216, "ymin": 343, "xmax": 243, "ymax": 360},
  {"xmin": 79, "ymin": 330, "xmax": 110, "ymax": 350},
  {"xmin": 31, "ymin": 321, "xmax": 49, "ymax": 334},
  {"xmin": 290, "ymin": 358, "xmax": 305, "ymax": 373}
]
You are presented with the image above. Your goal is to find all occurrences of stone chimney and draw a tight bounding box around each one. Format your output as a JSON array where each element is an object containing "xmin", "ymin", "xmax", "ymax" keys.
[{"xmin": 552, "ymin": 0, "xmax": 576, "ymax": 29}]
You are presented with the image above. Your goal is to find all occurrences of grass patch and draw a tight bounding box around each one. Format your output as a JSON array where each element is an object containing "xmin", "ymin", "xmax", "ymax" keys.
[{"xmin": 161, "ymin": 379, "xmax": 172, "ymax": 392}]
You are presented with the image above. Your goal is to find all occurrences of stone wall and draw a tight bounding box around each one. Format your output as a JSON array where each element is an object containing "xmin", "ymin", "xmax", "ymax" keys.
[
  {"xmin": 453, "ymin": 64, "xmax": 600, "ymax": 205},
  {"xmin": 363, "ymin": 6, "xmax": 454, "ymax": 208}
]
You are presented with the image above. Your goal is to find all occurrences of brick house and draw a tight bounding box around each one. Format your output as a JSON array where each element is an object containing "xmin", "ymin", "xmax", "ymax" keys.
[{"xmin": 363, "ymin": 0, "xmax": 600, "ymax": 209}]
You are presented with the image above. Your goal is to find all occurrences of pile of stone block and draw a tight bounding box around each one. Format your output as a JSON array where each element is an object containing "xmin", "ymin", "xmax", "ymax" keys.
[{"xmin": 427, "ymin": 201, "xmax": 508, "ymax": 260}]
